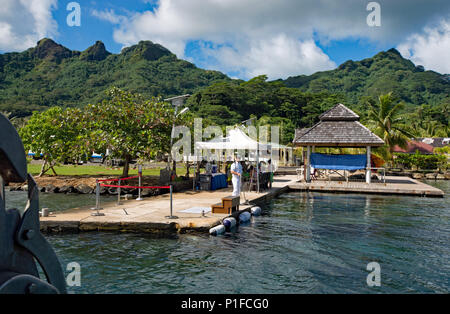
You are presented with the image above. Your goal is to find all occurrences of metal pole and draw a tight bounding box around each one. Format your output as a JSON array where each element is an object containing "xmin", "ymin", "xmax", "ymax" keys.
[
  {"xmin": 165, "ymin": 185, "xmax": 178, "ymax": 219},
  {"xmin": 91, "ymin": 179, "xmax": 104, "ymax": 216},
  {"xmin": 95, "ymin": 180, "xmax": 100, "ymax": 209},
  {"xmin": 136, "ymin": 165, "xmax": 143, "ymax": 201},
  {"xmin": 170, "ymin": 185, "xmax": 173, "ymax": 216},
  {"xmin": 117, "ymin": 178, "xmax": 122, "ymax": 205},
  {"xmin": 169, "ymin": 121, "xmax": 175, "ymax": 172}
]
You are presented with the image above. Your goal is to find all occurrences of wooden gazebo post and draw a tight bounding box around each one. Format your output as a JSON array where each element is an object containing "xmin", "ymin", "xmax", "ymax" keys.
[
  {"xmin": 306, "ymin": 145, "xmax": 311, "ymax": 182},
  {"xmin": 366, "ymin": 146, "xmax": 371, "ymax": 184}
]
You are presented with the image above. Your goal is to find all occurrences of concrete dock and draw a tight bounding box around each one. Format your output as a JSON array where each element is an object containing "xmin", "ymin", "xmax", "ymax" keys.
[
  {"xmin": 40, "ymin": 174, "xmax": 444, "ymax": 236},
  {"xmin": 39, "ymin": 175, "xmax": 295, "ymax": 236},
  {"xmin": 289, "ymin": 176, "xmax": 445, "ymax": 197}
]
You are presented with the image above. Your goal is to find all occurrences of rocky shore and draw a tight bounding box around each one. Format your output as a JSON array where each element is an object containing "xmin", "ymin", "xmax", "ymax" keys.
[
  {"xmin": 7, "ymin": 175, "xmax": 193, "ymax": 197},
  {"xmin": 385, "ymin": 171, "xmax": 450, "ymax": 180}
]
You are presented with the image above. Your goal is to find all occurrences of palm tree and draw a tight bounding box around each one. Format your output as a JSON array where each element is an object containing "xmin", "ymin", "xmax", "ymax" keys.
[
  {"xmin": 368, "ymin": 92, "xmax": 414, "ymax": 162},
  {"xmin": 0, "ymin": 110, "xmax": 29, "ymax": 129}
]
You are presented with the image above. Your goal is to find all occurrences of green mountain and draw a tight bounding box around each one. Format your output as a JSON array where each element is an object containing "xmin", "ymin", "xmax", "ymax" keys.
[
  {"xmin": 1, "ymin": 39, "xmax": 448, "ymax": 130},
  {"xmin": 0, "ymin": 38, "xmax": 230, "ymax": 116},
  {"xmin": 281, "ymin": 48, "xmax": 449, "ymax": 111}
]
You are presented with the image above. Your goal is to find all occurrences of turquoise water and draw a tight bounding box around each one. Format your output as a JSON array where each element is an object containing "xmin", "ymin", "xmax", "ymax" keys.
[{"xmin": 5, "ymin": 181, "xmax": 450, "ymax": 293}]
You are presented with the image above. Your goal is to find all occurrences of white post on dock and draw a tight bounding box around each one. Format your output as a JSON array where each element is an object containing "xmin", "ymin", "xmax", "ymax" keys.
[
  {"xmin": 136, "ymin": 165, "xmax": 143, "ymax": 201},
  {"xmin": 306, "ymin": 145, "xmax": 311, "ymax": 183},
  {"xmin": 366, "ymin": 146, "xmax": 371, "ymax": 184}
]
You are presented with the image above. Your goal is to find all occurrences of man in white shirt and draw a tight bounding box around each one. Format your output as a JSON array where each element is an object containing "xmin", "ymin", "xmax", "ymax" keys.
[{"xmin": 230, "ymin": 154, "xmax": 243, "ymax": 197}]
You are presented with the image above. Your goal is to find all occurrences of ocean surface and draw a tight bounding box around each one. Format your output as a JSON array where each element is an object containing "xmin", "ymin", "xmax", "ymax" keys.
[{"xmin": 4, "ymin": 181, "xmax": 449, "ymax": 293}]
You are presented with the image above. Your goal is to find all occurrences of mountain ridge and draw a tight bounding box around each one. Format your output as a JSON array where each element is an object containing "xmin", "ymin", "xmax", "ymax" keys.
[
  {"xmin": 0, "ymin": 39, "xmax": 448, "ymax": 118},
  {"xmin": 281, "ymin": 48, "xmax": 449, "ymax": 109},
  {"xmin": 0, "ymin": 38, "xmax": 230, "ymax": 116}
]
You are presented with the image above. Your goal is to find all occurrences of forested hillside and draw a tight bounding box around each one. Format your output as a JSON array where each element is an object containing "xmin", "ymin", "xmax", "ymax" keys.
[
  {"xmin": 282, "ymin": 48, "xmax": 449, "ymax": 111},
  {"xmin": 1, "ymin": 40, "xmax": 448, "ymax": 141},
  {"xmin": 0, "ymin": 38, "xmax": 230, "ymax": 116}
]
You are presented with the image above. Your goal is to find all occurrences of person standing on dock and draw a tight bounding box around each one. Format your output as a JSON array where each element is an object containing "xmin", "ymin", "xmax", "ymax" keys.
[{"xmin": 230, "ymin": 154, "xmax": 243, "ymax": 197}]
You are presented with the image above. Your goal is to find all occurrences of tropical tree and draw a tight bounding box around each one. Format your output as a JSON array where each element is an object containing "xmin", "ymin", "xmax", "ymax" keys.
[
  {"xmin": 82, "ymin": 87, "xmax": 179, "ymax": 177},
  {"xmin": 19, "ymin": 107, "xmax": 90, "ymax": 176},
  {"xmin": 367, "ymin": 92, "xmax": 414, "ymax": 162},
  {"xmin": 0, "ymin": 111, "xmax": 29, "ymax": 129}
]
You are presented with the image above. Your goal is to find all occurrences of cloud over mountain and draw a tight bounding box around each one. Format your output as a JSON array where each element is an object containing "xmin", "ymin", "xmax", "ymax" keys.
[
  {"xmin": 0, "ymin": 0, "xmax": 58, "ymax": 51},
  {"xmin": 398, "ymin": 18, "xmax": 450, "ymax": 74},
  {"xmin": 92, "ymin": 0, "xmax": 450, "ymax": 79}
]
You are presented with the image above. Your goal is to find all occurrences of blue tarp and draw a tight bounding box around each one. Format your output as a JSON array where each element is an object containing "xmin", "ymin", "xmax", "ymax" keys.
[
  {"xmin": 211, "ymin": 173, "xmax": 228, "ymax": 190},
  {"xmin": 310, "ymin": 153, "xmax": 367, "ymax": 170}
]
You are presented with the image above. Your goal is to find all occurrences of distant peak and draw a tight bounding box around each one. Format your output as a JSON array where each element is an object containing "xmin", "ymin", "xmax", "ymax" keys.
[
  {"xmin": 121, "ymin": 40, "xmax": 172, "ymax": 61},
  {"xmin": 387, "ymin": 48, "xmax": 401, "ymax": 56},
  {"xmin": 375, "ymin": 48, "xmax": 404, "ymax": 60},
  {"xmin": 81, "ymin": 40, "xmax": 110, "ymax": 61},
  {"xmin": 37, "ymin": 38, "xmax": 58, "ymax": 47},
  {"xmin": 33, "ymin": 38, "xmax": 72, "ymax": 62}
]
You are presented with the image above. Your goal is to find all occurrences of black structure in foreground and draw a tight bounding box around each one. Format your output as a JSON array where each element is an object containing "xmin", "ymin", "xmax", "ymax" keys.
[{"xmin": 0, "ymin": 113, "xmax": 66, "ymax": 294}]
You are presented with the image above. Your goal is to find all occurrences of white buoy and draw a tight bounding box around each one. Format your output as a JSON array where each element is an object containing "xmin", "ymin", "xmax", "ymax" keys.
[
  {"xmin": 239, "ymin": 211, "xmax": 251, "ymax": 223},
  {"xmin": 251, "ymin": 206, "xmax": 262, "ymax": 216},
  {"xmin": 223, "ymin": 217, "xmax": 236, "ymax": 231},
  {"xmin": 209, "ymin": 224, "xmax": 225, "ymax": 236}
]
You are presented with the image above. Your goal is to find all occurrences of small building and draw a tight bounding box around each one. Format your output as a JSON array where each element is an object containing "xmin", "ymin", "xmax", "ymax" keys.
[
  {"xmin": 415, "ymin": 138, "xmax": 450, "ymax": 149},
  {"xmin": 293, "ymin": 104, "xmax": 384, "ymax": 183},
  {"xmin": 392, "ymin": 141, "xmax": 434, "ymax": 155}
]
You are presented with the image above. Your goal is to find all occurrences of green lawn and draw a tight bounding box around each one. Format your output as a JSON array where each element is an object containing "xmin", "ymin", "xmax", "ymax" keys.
[{"xmin": 27, "ymin": 164, "xmax": 194, "ymax": 177}]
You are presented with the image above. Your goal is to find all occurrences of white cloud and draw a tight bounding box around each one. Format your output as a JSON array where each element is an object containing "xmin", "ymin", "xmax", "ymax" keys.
[
  {"xmin": 0, "ymin": 0, "xmax": 58, "ymax": 52},
  {"xmin": 397, "ymin": 18, "xmax": 450, "ymax": 74},
  {"xmin": 91, "ymin": 9, "xmax": 126, "ymax": 25},
  {"xmin": 200, "ymin": 35, "xmax": 336, "ymax": 80},
  {"xmin": 92, "ymin": 0, "xmax": 449, "ymax": 79}
]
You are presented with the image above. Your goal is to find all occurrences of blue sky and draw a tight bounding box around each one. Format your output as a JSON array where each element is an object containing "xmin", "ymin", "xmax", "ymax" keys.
[{"xmin": 1, "ymin": 0, "xmax": 449, "ymax": 79}]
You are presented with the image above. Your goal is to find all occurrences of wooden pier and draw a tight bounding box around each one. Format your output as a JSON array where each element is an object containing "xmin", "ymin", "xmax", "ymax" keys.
[{"xmin": 39, "ymin": 174, "xmax": 444, "ymax": 236}]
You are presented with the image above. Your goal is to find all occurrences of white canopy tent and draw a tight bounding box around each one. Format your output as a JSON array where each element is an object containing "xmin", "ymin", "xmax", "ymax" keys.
[
  {"xmin": 195, "ymin": 127, "xmax": 286, "ymax": 151},
  {"xmin": 194, "ymin": 127, "xmax": 288, "ymax": 192}
]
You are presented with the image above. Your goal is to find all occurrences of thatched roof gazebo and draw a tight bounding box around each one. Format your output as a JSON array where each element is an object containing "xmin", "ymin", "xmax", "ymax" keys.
[{"xmin": 293, "ymin": 104, "xmax": 384, "ymax": 183}]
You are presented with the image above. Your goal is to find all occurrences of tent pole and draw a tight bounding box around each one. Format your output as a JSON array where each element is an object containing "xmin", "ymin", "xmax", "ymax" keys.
[
  {"xmin": 257, "ymin": 141, "xmax": 260, "ymax": 193},
  {"xmin": 270, "ymin": 146, "xmax": 273, "ymax": 189}
]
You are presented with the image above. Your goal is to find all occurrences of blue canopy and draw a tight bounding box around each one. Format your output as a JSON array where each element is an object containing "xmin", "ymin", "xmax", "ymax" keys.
[{"xmin": 310, "ymin": 153, "xmax": 367, "ymax": 170}]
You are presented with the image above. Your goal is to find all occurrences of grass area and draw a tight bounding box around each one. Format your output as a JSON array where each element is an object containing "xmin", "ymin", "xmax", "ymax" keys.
[{"xmin": 27, "ymin": 163, "xmax": 195, "ymax": 177}]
